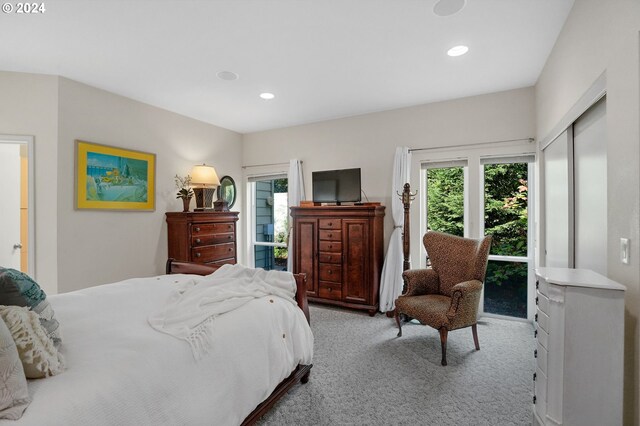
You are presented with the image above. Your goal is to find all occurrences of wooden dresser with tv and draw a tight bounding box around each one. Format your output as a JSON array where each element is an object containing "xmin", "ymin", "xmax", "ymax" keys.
[{"xmin": 291, "ymin": 204, "xmax": 385, "ymax": 315}]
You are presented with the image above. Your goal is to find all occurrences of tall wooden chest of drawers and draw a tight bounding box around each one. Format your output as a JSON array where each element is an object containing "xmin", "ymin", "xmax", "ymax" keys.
[
  {"xmin": 291, "ymin": 205, "xmax": 385, "ymax": 316},
  {"xmin": 166, "ymin": 211, "xmax": 239, "ymax": 267},
  {"xmin": 533, "ymin": 267, "xmax": 625, "ymax": 426}
]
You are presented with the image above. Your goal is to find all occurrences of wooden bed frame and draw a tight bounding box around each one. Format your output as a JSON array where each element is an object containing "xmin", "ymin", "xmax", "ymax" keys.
[{"xmin": 165, "ymin": 258, "xmax": 312, "ymax": 426}]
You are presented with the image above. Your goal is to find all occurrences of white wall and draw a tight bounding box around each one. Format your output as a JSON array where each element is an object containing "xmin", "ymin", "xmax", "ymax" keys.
[
  {"xmin": 0, "ymin": 71, "xmax": 59, "ymax": 295},
  {"xmin": 243, "ymin": 86, "xmax": 536, "ymax": 248},
  {"xmin": 535, "ymin": 1, "xmax": 640, "ymax": 423},
  {"xmin": 56, "ymin": 78, "xmax": 243, "ymax": 292}
]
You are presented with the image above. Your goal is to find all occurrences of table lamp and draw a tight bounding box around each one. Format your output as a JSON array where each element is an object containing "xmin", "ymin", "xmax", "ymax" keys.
[{"xmin": 190, "ymin": 164, "xmax": 220, "ymax": 210}]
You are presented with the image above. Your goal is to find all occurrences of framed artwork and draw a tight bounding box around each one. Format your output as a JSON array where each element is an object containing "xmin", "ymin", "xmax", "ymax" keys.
[
  {"xmin": 217, "ymin": 175, "xmax": 237, "ymax": 209},
  {"xmin": 76, "ymin": 140, "xmax": 156, "ymax": 211}
]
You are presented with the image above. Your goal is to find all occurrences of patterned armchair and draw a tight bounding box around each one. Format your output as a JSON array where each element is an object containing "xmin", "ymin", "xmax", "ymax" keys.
[{"xmin": 394, "ymin": 231, "xmax": 492, "ymax": 366}]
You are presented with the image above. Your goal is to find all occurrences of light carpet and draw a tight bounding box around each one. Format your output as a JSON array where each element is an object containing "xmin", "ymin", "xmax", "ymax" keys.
[{"xmin": 258, "ymin": 305, "xmax": 535, "ymax": 426}]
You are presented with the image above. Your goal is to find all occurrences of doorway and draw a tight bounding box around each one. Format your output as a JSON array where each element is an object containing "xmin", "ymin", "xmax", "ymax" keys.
[{"xmin": 0, "ymin": 135, "xmax": 34, "ymax": 276}]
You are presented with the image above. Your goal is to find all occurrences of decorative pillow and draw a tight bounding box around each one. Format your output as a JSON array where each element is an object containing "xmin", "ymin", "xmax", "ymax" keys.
[
  {"xmin": 0, "ymin": 268, "xmax": 62, "ymax": 347},
  {"xmin": 0, "ymin": 306, "xmax": 65, "ymax": 379},
  {"xmin": 0, "ymin": 317, "xmax": 30, "ymax": 419}
]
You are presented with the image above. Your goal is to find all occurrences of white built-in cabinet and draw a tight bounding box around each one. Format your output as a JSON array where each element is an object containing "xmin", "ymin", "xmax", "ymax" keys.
[{"xmin": 533, "ymin": 267, "xmax": 625, "ymax": 426}]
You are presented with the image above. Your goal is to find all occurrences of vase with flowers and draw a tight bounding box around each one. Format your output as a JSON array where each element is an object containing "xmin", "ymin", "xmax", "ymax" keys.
[{"xmin": 175, "ymin": 174, "xmax": 194, "ymax": 212}]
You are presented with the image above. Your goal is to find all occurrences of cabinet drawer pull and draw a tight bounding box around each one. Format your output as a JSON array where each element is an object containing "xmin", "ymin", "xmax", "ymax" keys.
[
  {"xmin": 536, "ymin": 296, "xmax": 539, "ymax": 305},
  {"xmin": 196, "ymin": 253, "xmax": 201, "ymax": 258},
  {"xmin": 328, "ymin": 270, "xmax": 332, "ymax": 275},
  {"xmin": 328, "ymin": 233, "xmax": 332, "ymax": 238},
  {"xmin": 195, "ymin": 227, "xmax": 201, "ymax": 232},
  {"xmin": 228, "ymin": 235, "xmax": 232, "ymax": 240},
  {"xmin": 534, "ymin": 330, "xmax": 538, "ymax": 338},
  {"xmin": 534, "ymin": 349, "xmax": 537, "ymax": 358},
  {"xmin": 535, "ymin": 314, "xmax": 538, "ymax": 322},
  {"xmin": 228, "ymin": 248, "xmax": 233, "ymax": 252},
  {"xmin": 533, "ymin": 396, "xmax": 536, "ymax": 404},
  {"xmin": 328, "ymin": 287, "xmax": 332, "ymax": 292},
  {"xmin": 196, "ymin": 238, "xmax": 201, "ymax": 244},
  {"xmin": 536, "ymin": 280, "xmax": 539, "ymax": 289},
  {"xmin": 328, "ymin": 222, "xmax": 332, "ymax": 226},
  {"xmin": 533, "ymin": 373, "xmax": 536, "ymax": 381},
  {"xmin": 329, "ymin": 245, "xmax": 332, "ymax": 249}
]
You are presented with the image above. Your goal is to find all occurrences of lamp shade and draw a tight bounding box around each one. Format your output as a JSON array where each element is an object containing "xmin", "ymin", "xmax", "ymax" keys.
[{"xmin": 190, "ymin": 164, "xmax": 220, "ymax": 186}]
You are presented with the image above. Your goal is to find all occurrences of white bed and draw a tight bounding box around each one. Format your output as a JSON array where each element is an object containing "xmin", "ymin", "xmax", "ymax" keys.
[{"xmin": 3, "ymin": 268, "xmax": 313, "ymax": 426}]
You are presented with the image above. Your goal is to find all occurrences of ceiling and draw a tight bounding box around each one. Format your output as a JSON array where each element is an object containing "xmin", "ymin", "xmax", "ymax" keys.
[{"xmin": 0, "ymin": 0, "xmax": 575, "ymax": 133}]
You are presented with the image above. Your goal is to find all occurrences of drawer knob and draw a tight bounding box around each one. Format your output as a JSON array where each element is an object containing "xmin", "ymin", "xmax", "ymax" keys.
[
  {"xmin": 196, "ymin": 253, "xmax": 201, "ymax": 258},
  {"xmin": 536, "ymin": 296, "xmax": 539, "ymax": 305},
  {"xmin": 196, "ymin": 238, "xmax": 201, "ymax": 244},
  {"xmin": 328, "ymin": 270, "xmax": 332, "ymax": 275},
  {"xmin": 228, "ymin": 235, "xmax": 232, "ymax": 239},
  {"xmin": 228, "ymin": 248, "xmax": 233, "ymax": 252},
  {"xmin": 195, "ymin": 227, "xmax": 201, "ymax": 232},
  {"xmin": 534, "ymin": 330, "xmax": 538, "ymax": 338},
  {"xmin": 328, "ymin": 222, "xmax": 332, "ymax": 226},
  {"xmin": 534, "ymin": 349, "xmax": 537, "ymax": 358},
  {"xmin": 328, "ymin": 233, "xmax": 332, "ymax": 238},
  {"xmin": 536, "ymin": 280, "xmax": 539, "ymax": 289},
  {"xmin": 535, "ymin": 314, "xmax": 538, "ymax": 322},
  {"xmin": 533, "ymin": 373, "xmax": 536, "ymax": 381},
  {"xmin": 533, "ymin": 396, "xmax": 536, "ymax": 404},
  {"xmin": 328, "ymin": 287, "xmax": 332, "ymax": 292},
  {"xmin": 329, "ymin": 245, "xmax": 332, "ymax": 249}
]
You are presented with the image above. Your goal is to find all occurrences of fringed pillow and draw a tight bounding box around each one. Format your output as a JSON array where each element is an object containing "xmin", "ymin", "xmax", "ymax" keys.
[
  {"xmin": 0, "ymin": 268, "xmax": 62, "ymax": 348},
  {"xmin": 0, "ymin": 316, "xmax": 30, "ymax": 419},
  {"xmin": 0, "ymin": 306, "xmax": 65, "ymax": 379}
]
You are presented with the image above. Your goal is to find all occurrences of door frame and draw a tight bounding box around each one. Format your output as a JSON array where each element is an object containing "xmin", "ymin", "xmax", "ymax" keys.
[{"xmin": 0, "ymin": 135, "xmax": 35, "ymax": 277}]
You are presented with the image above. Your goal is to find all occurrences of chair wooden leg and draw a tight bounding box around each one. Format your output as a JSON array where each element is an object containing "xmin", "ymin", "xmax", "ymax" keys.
[
  {"xmin": 472, "ymin": 324, "xmax": 480, "ymax": 350},
  {"xmin": 395, "ymin": 310, "xmax": 402, "ymax": 337},
  {"xmin": 439, "ymin": 328, "xmax": 448, "ymax": 366}
]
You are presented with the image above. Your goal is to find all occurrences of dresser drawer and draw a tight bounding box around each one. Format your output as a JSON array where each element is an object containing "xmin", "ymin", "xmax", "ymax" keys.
[
  {"xmin": 318, "ymin": 282, "xmax": 342, "ymax": 300},
  {"xmin": 192, "ymin": 232, "xmax": 235, "ymax": 246},
  {"xmin": 191, "ymin": 222, "xmax": 235, "ymax": 235},
  {"xmin": 319, "ymin": 252, "xmax": 341, "ymax": 264},
  {"xmin": 319, "ymin": 241, "xmax": 342, "ymax": 253},
  {"xmin": 319, "ymin": 218, "xmax": 341, "ymax": 229},
  {"xmin": 536, "ymin": 340, "xmax": 547, "ymax": 375},
  {"xmin": 192, "ymin": 242, "xmax": 235, "ymax": 263},
  {"xmin": 319, "ymin": 229, "xmax": 342, "ymax": 241},
  {"xmin": 537, "ymin": 292, "xmax": 549, "ymax": 314},
  {"xmin": 536, "ymin": 308, "xmax": 549, "ymax": 333},
  {"xmin": 536, "ymin": 278, "xmax": 549, "ymax": 296},
  {"xmin": 536, "ymin": 324, "xmax": 549, "ymax": 350},
  {"xmin": 319, "ymin": 263, "xmax": 342, "ymax": 283},
  {"xmin": 534, "ymin": 367, "xmax": 547, "ymax": 418}
]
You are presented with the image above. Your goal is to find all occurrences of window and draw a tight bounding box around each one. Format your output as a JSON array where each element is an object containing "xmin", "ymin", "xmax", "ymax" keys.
[
  {"xmin": 414, "ymin": 143, "xmax": 536, "ymax": 321},
  {"xmin": 248, "ymin": 175, "xmax": 289, "ymax": 271}
]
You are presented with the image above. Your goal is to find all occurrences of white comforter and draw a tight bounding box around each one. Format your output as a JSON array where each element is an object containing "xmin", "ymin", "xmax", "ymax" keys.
[{"xmin": 3, "ymin": 272, "xmax": 313, "ymax": 426}]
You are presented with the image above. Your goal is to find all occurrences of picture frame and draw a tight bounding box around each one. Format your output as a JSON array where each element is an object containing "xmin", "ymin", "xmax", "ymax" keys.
[
  {"xmin": 217, "ymin": 175, "xmax": 237, "ymax": 209},
  {"xmin": 75, "ymin": 140, "xmax": 156, "ymax": 211}
]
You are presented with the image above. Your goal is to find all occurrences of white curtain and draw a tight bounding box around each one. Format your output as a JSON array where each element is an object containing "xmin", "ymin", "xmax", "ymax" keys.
[
  {"xmin": 379, "ymin": 147, "xmax": 411, "ymax": 312},
  {"xmin": 287, "ymin": 159, "xmax": 305, "ymax": 272}
]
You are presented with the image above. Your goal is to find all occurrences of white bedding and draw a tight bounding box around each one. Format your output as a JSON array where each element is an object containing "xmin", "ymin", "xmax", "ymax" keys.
[{"xmin": 1, "ymin": 273, "xmax": 313, "ymax": 426}]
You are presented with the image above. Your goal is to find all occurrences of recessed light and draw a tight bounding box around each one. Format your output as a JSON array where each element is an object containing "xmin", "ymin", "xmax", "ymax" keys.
[
  {"xmin": 216, "ymin": 71, "xmax": 239, "ymax": 81},
  {"xmin": 433, "ymin": 0, "xmax": 466, "ymax": 17},
  {"xmin": 447, "ymin": 45, "xmax": 469, "ymax": 57},
  {"xmin": 260, "ymin": 92, "xmax": 275, "ymax": 100}
]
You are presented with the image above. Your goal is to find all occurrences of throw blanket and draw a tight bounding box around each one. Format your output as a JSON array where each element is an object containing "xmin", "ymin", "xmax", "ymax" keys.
[{"xmin": 148, "ymin": 264, "xmax": 298, "ymax": 359}]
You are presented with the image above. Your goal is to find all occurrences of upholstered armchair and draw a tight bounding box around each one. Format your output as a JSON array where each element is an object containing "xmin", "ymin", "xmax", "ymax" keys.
[{"xmin": 394, "ymin": 231, "xmax": 492, "ymax": 366}]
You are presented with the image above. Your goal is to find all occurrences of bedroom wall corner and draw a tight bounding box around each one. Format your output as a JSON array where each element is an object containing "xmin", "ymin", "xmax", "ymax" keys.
[
  {"xmin": 535, "ymin": 1, "xmax": 640, "ymax": 424},
  {"xmin": 0, "ymin": 71, "xmax": 59, "ymax": 295},
  {"xmin": 57, "ymin": 77, "xmax": 243, "ymax": 292}
]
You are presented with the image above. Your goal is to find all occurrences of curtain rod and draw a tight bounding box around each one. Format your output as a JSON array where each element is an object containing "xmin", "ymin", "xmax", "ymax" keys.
[
  {"xmin": 242, "ymin": 160, "xmax": 303, "ymax": 169},
  {"xmin": 409, "ymin": 137, "xmax": 534, "ymax": 153}
]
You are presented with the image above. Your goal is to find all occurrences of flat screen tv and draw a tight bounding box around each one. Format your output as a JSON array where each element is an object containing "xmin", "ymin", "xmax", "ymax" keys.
[{"xmin": 312, "ymin": 168, "xmax": 361, "ymax": 205}]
